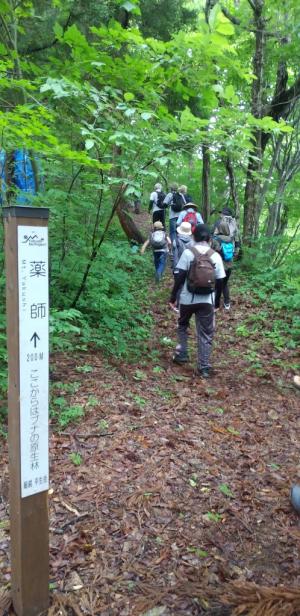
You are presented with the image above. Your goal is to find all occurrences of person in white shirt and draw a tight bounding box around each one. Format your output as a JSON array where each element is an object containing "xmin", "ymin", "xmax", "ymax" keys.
[
  {"xmin": 148, "ymin": 183, "xmax": 166, "ymax": 225},
  {"xmin": 169, "ymin": 224, "xmax": 225, "ymax": 378}
]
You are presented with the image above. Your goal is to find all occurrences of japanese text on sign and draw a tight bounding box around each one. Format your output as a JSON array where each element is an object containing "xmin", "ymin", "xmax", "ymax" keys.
[{"xmin": 18, "ymin": 227, "xmax": 49, "ymax": 498}]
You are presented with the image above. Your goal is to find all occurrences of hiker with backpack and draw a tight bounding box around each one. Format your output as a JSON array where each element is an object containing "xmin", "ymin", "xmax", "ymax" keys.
[
  {"xmin": 172, "ymin": 221, "xmax": 194, "ymax": 311},
  {"xmin": 212, "ymin": 219, "xmax": 235, "ymax": 311},
  {"xmin": 213, "ymin": 207, "xmax": 241, "ymax": 257},
  {"xmin": 178, "ymin": 184, "xmax": 193, "ymax": 206},
  {"xmin": 148, "ymin": 183, "xmax": 166, "ymax": 225},
  {"xmin": 163, "ymin": 184, "xmax": 193, "ymax": 243},
  {"xmin": 169, "ymin": 224, "xmax": 225, "ymax": 378},
  {"xmin": 176, "ymin": 203, "xmax": 204, "ymax": 233},
  {"xmin": 141, "ymin": 220, "xmax": 171, "ymax": 283},
  {"xmin": 173, "ymin": 221, "xmax": 194, "ymax": 269}
]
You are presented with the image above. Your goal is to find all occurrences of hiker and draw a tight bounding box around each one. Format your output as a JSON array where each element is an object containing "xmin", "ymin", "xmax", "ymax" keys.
[
  {"xmin": 163, "ymin": 184, "xmax": 193, "ymax": 243},
  {"xmin": 172, "ymin": 221, "xmax": 194, "ymax": 312},
  {"xmin": 176, "ymin": 202, "xmax": 204, "ymax": 232},
  {"xmin": 178, "ymin": 184, "xmax": 193, "ymax": 206},
  {"xmin": 173, "ymin": 221, "xmax": 194, "ymax": 269},
  {"xmin": 141, "ymin": 221, "xmax": 171, "ymax": 283},
  {"xmin": 148, "ymin": 183, "xmax": 166, "ymax": 225},
  {"xmin": 169, "ymin": 224, "xmax": 225, "ymax": 378},
  {"xmin": 214, "ymin": 207, "xmax": 241, "ymax": 257},
  {"xmin": 212, "ymin": 219, "xmax": 235, "ymax": 311}
]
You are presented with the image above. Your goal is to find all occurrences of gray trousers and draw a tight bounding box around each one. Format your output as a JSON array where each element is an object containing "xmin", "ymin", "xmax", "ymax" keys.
[{"xmin": 177, "ymin": 303, "xmax": 214, "ymax": 369}]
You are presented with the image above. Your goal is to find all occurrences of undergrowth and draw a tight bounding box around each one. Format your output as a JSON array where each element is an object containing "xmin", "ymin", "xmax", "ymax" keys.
[
  {"xmin": 0, "ymin": 237, "xmax": 155, "ymax": 432},
  {"xmin": 236, "ymin": 243, "xmax": 300, "ymax": 357}
]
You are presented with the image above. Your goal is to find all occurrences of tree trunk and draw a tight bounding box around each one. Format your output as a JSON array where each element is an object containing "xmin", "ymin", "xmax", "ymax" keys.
[
  {"xmin": 225, "ymin": 155, "xmax": 240, "ymax": 219},
  {"xmin": 117, "ymin": 199, "xmax": 145, "ymax": 244},
  {"xmin": 112, "ymin": 145, "xmax": 146, "ymax": 243},
  {"xmin": 201, "ymin": 144, "xmax": 211, "ymax": 222},
  {"xmin": 265, "ymin": 182, "xmax": 285, "ymax": 237},
  {"xmin": 244, "ymin": 138, "xmax": 263, "ymax": 241},
  {"xmin": 243, "ymin": 0, "xmax": 265, "ymax": 244}
]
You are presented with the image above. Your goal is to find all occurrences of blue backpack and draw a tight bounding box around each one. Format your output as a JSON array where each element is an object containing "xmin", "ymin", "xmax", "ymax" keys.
[{"xmin": 221, "ymin": 240, "xmax": 234, "ymax": 261}]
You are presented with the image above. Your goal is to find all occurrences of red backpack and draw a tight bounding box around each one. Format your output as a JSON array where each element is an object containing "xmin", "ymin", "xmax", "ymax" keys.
[{"xmin": 183, "ymin": 210, "xmax": 197, "ymax": 232}]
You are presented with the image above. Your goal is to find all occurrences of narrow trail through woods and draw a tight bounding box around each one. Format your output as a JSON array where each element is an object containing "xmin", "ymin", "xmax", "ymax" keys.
[{"xmin": 0, "ymin": 216, "xmax": 299, "ymax": 615}]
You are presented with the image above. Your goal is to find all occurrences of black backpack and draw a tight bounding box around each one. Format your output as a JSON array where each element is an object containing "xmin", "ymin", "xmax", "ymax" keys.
[
  {"xmin": 156, "ymin": 191, "xmax": 166, "ymax": 209},
  {"xmin": 171, "ymin": 191, "xmax": 184, "ymax": 213}
]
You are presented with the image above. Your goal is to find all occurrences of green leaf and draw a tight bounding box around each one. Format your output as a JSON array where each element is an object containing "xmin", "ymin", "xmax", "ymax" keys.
[
  {"xmin": 124, "ymin": 92, "xmax": 135, "ymax": 102},
  {"xmin": 53, "ymin": 22, "xmax": 63, "ymax": 40},
  {"xmin": 216, "ymin": 20, "xmax": 235, "ymax": 36},
  {"xmin": 227, "ymin": 426, "xmax": 240, "ymax": 435},
  {"xmin": 121, "ymin": 1, "xmax": 137, "ymax": 12},
  {"xmin": 141, "ymin": 112, "xmax": 153, "ymax": 121},
  {"xmin": 204, "ymin": 511, "xmax": 222, "ymax": 522},
  {"xmin": 0, "ymin": 0, "xmax": 10, "ymax": 13},
  {"xmin": 85, "ymin": 139, "xmax": 95, "ymax": 150},
  {"xmin": 218, "ymin": 483, "xmax": 234, "ymax": 498},
  {"xmin": 224, "ymin": 85, "xmax": 239, "ymax": 105},
  {"xmin": 208, "ymin": 3, "xmax": 220, "ymax": 29}
]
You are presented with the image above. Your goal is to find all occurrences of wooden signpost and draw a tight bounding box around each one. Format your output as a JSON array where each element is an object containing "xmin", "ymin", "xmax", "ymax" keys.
[{"xmin": 3, "ymin": 206, "xmax": 49, "ymax": 616}]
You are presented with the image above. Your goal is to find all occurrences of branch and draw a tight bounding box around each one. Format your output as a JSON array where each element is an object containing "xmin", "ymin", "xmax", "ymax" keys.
[
  {"xmin": 247, "ymin": 0, "xmax": 256, "ymax": 11},
  {"xmin": 267, "ymin": 73, "xmax": 300, "ymax": 122},
  {"xmin": 220, "ymin": 6, "xmax": 241, "ymax": 25},
  {"xmin": 273, "ymin": 221, "xmax": 300, "ymax": 267},
  {"xmin": 261, "ymin": 72, "xmax": 300, "ymax": 151},
  {"xmin": 0, "ymin": 14, "xmax": 15, "ymax": 50}
]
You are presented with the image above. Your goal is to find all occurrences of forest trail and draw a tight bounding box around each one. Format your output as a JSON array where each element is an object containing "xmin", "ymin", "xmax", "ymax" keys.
[{"xmin": 0, "ymin": 229, "xmax": 300, "ymax": 615}]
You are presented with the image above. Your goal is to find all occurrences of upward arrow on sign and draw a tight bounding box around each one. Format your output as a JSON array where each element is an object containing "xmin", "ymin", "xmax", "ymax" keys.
[{"xmin": 30, "ymin": 332, "xmax": 40, "ymax": 348}]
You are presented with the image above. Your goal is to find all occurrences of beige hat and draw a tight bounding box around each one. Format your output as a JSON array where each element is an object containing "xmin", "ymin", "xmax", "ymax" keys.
[
  {"xmin": 177, "ymin": 221, "xmax": 192, "ymax": 236},
  {"xmin": 153, "ymin": 221, "xmax": 164, "ymax": 229}
]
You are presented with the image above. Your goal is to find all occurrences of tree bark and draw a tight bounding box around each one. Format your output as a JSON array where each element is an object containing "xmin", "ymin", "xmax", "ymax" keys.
[
  {"xmin": 201, "ymin": 145, "xmax": 211, "ymax": 222},
  {"xmin": 225, "ymin": 156, "xmax": 240, "ymax": 219},
  {"xmin": 117, "ymin": 199, "xmax": 145, "ymax": 244},
  {"xmin": 243, "ymin": 0, "xmax": 265, "ymax": 243}
]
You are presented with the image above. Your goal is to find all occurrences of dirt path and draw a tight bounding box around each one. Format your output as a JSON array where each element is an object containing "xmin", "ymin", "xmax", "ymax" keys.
[{"xmin": 0, "ymin": 245, "xmax": 299, "ymax": 615}]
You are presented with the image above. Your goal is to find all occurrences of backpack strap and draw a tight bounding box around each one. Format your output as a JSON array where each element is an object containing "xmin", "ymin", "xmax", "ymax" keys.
[{"xmin": 189, "ymin": 246, "xmax": 214, "ymax": 259}]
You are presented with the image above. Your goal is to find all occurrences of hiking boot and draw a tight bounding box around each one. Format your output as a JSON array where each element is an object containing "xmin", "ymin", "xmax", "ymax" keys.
[
  {"xmin": 198, "ymin": 368, "xmax": 210, "ymax": 379},
  {"xmin": 173, "ymin": 353, "xmax": 188, "ymax": 365},
  {"xmin": 224, "ymin": 303, "xmax": 231, "ymax": 310}
]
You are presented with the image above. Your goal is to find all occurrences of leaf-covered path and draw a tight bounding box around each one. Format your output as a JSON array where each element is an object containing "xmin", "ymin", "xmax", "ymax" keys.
[{"xmin": 1, "ymin": 269, "xmax": 300, "ymax": 615}]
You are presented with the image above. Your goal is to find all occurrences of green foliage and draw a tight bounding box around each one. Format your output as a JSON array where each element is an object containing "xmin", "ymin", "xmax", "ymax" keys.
[
  {"xmin": 187, "ymin": 546, "xmax": 208, "ymax": 558},
  {"xmin": 48, "ymin": 238, "xmax": 154, "ymax": 359},
  {"xmin": 238, "ymin": 238, "xmax": 300, "ymax": 349},
  {"xmin": 69, "ymin": 452, "xmax": 83, "ymax": 466},
  {"xmin": 50, "ymin": 396, "xmax": 84, "ymax": 428},
  {"xmin": 204, "ymin": 511, "xmax": 222, "ymax": 522},
  {"xmin": 98, "ymin": 418, "xmax": 109, "ymax": 431},
  {"xmin": 218, "ymin": 483, "xmax": 234, "ymax": 498}
]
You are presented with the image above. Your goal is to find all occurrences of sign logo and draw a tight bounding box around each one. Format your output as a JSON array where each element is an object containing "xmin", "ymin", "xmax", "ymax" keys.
[{"xmin": 22, "ymin": 234, "xmax": 46, "ymax": 247}]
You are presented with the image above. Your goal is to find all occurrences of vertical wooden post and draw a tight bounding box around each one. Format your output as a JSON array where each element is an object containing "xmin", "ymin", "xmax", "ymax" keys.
[{"xmin": 3, "ymin": 206, "xmax": 49, "ymax": 616}]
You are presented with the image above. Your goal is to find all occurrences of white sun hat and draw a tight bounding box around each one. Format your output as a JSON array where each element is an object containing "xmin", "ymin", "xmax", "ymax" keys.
[{"xmin": 177, "ymin": 221, "xmax": 192, "ymax": 236}]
